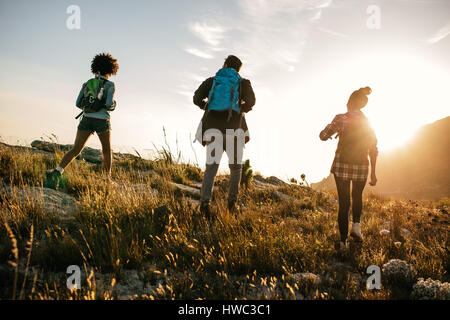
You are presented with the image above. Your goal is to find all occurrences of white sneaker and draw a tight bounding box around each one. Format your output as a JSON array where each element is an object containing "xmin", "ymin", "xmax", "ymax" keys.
[
  {"xmin": 339, "ymin": 241, "xmax": 348, "ymax": 251},
  {"xmin": 350, "ymin": 222, "xmax": 363, "ymax": 242}
]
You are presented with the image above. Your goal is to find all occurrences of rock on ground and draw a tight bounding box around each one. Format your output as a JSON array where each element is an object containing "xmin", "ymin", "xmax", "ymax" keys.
[
  {"xmin": 31, "ymin": 140, "xmax": 140, "ymax": 164},
  {"xmin": 2, "ymin": 186, "xmax": 77, "ymax": 223},
  {"xmin": 31, "ymin": 140, "xmax": 103, "ymax": 163},
  {"xmin": 288, "ymin": 272, "xmax": 321, "ymax": 285},
  {"xmin": 170, "ymin": 182, "xmax": 201, "ymax": 198},
  {"xmin": 253, "ymin": 174, "xmax": 287, "ymax": 187}
]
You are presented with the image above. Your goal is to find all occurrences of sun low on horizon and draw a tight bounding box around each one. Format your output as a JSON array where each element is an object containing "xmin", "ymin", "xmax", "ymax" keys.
[{"xmin": 357, "ymin": 52, "xmax": 448, "ymax": 152}]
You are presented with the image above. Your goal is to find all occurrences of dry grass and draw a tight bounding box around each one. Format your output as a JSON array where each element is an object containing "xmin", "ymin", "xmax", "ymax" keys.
[{"xmin": 0, "ymin": 143, "xmax": 448, "ymax": 300}]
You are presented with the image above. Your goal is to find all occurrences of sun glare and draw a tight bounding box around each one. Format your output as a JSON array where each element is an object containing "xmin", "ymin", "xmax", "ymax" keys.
[
  {"xmin": 349, "ymin": 52, "xmax": 448, "ymax": 151},
  {"xmin": 369, "ymin": 114, "xmax": 419, "ymax": 150}
]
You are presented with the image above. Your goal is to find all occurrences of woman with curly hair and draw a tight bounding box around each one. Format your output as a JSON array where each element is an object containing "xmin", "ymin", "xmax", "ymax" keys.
[
  {"xmin": 320, "ymin": 87, "xmax": 378, "ymax": 250},
  {"xmin": 46, "ymin": 53, "xmax": 119, "ymax": 186}
]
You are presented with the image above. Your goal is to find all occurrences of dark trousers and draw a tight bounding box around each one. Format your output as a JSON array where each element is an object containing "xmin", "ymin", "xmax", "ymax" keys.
[
  {"xmin": 200, "ymin": 134, "xmax": 244, "ymax": 204},
  {"xmin": 334, "ymin": 175, "xmax": 366, "ymax": 242}
]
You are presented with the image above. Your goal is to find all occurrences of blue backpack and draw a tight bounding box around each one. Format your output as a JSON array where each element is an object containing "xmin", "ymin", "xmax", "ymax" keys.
[{"xmin": 207, "ymin": 68, "xmax": 242, "ymax": 120}]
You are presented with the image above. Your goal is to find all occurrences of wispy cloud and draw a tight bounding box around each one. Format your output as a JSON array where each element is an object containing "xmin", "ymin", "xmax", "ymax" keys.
[
  {"xmin": 185, "ymin": 73, "xmax": 206, "ymax": 83},
  {"xmin": 184, "ymin": 21, "xmax": 226, "ymax": 60},
  {"xmin": 316, "ymin": 26, "xmax": 349, "ymax": 38},
  {"xmin": 239, "ymin": 0, "xmax": 331, "ymax": 17},
  {"xmin": 427, "ymin": 22, "xmax": 450, "ymax": 44},
  {"xmin": 189, "ymin": 21, "xmax": 226, "ymax": 47},
  {"xmin": 309, "ymin": 9, "xmax": 322, "ymax": 21},
  {"xmin": 176, "ymin": 90, "xmax": 193, "ymax": 98},
  {"xmin": 176, "ymin": 73, "xmax": 207, "ymax": 101},
  {"xmin": 184, "ymin": 47, "xmax": 214, "ymax": 59},
  {"xmin": 181, "ymin": 0, "xmax": 335, "ymax": 94},
  {"xmin": 234, "ymin": 0, "xmax": 334, "ymax": 74}
]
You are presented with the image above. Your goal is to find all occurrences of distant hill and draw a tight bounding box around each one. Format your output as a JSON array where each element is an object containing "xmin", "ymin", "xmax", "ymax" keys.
[{"xmin": 312, "ymin": 116, "xmax": 450, "ymax": 200}]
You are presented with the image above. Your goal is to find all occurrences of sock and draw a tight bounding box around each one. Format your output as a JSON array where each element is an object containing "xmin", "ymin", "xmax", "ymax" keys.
[{"xmin": 55, "ymin": 166, "xmax": 64, "ymax": 174}]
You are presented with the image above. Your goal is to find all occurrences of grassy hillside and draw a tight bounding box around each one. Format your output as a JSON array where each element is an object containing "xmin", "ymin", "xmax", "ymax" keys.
[
  {"xmin": 0, "ymin": 141, "xmax": 448, "ymax": 300},
  {"xmin": 312, "ymin": 117, "xmax": 450, "ymax": 200}
]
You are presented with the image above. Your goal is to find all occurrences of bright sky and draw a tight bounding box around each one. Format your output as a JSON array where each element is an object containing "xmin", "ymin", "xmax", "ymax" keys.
[{"xmin": 0, "ymin": 0, "xmax": 449, "ymax": 182}]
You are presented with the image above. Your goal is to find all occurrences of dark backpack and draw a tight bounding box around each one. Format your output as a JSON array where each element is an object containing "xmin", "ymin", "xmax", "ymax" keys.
[{"xmin": 79, "ymin": 77, "xmax": 107, "ymax": 114}]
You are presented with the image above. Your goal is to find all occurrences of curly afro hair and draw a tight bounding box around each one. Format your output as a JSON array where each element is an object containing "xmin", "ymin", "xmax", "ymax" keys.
[{"xmin": 91, "ymin": 53, "xmax": 119, "ymax": 76}]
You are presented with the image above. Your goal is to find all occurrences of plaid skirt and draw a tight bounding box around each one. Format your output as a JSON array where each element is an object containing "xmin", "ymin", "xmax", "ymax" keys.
[{"xmin": 330, "ymin": 152, "xmax": 369, "ymax": 182}]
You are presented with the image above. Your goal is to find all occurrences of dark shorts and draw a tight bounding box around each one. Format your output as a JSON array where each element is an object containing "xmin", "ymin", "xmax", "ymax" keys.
[{"xmin": 78, "ymin": 117, "xmax": 110, "ymax": 134}]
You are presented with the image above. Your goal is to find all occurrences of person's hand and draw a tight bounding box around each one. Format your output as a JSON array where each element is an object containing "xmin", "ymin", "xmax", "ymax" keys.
[{"xmin": 369, "ymin": 172, "xmax": 377, "ymax": 186}]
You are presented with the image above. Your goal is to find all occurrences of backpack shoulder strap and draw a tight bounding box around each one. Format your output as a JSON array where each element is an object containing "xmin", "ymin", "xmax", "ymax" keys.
[
  {"xmin": 238, "ymin": 77, "xmax": 243, "ymax": 114},
  {"xmin": 206, "ymin": 78, "xmax": 217, "ymax": 112},
  {"xmin": 227, "ymin": 76, "xmax": 242, "ymax": 121},
  {"xmin": 95, "ymin": 75, "xmax": 107, "ymax": 87}
]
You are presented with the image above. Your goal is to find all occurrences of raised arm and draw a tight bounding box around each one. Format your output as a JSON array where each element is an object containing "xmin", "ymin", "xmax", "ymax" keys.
[{"xmin": 320, "ymin": 115, "xmax": 341, "ymax": 141}]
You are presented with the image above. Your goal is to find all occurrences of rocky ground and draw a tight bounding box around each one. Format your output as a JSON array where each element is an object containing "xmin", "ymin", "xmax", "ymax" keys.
[{"xmin": 0, "ymin": 141, "xmax": 448, "ymax": 300}]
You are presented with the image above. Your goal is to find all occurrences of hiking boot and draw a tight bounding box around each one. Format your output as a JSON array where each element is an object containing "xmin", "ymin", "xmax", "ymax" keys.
[
  {"xmin": 200, "ymin": 201, "xmax": 212, "ymax": 220},
  {"xmin": 350, "ymin": 222, "xmax": 363, "ymax": 242},
  {"xmin": 44, "ymin": 169, "xmax": 61, "ymax": 189},
  {"xmin": 227, "ymin": 200, "xmax": 240, "ymax": 215}
]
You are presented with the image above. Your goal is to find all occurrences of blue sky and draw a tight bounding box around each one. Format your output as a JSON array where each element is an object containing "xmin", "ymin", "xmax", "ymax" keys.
[{"xmin": 1, "ymin": 0, "xmax": 449, "ymax": 182}]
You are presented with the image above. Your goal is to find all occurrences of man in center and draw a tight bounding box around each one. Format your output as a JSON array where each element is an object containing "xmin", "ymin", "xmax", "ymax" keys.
[{"xmin": 193, "ymin": 55, "xmax": 256, "ymax": 218}]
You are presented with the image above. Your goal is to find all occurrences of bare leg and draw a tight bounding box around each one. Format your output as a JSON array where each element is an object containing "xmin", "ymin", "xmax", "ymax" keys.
[
  {"xmin": 58, "ymin": 130, "xmax": 92, "ymax": 169},
  {"xmin": 97, "ymin": 130, "xmax": 112, "ymax": 176}
]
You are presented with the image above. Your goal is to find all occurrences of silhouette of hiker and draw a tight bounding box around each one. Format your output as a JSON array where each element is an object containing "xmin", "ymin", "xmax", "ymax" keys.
[
  {"xmin": 193, "ymin": 55, "xmax": 256, "ymax": 218},
  {"xmin": 45, "ymin": 53, "xmax": 118, "ymax": 188},
  {"xmin": 320, "ymin": 87, "xmax": 378, "ymax": 250}
]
